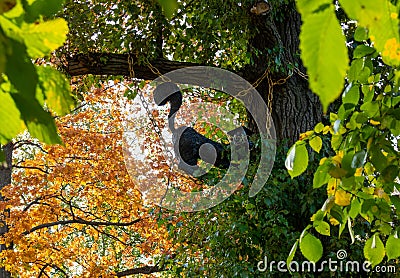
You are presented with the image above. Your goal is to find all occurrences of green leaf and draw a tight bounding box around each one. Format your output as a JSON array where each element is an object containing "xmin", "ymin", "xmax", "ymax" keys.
[
  {"xmin": 0, "ymin": 30, "xmax": 7, "ymax": 82},
  {"xmin": 353, "ymin": 45, "xmax": 376, "ymax": 58},
  {"xmin": 298, "ymin": 3, "xmax": 348, "ymax": 112},
  {"xmin": 339, "ymin": 0, "xmax": 399, "ymax": 66},
  {"xmin": 285, "ymin": 143, "xmax": 309, "ymax": 178},
  {"xmin": 5, "ymin": 37, "xmax": 38, "ymax": 97},
  {"xmin": 24, "ymin": 0, "xmax": 65, "ymax": 21},
  {"xmin": 348, "ymin": 58, "xmax": 369, "ymax": 83},
  {"xmin": 330, "ymin": 205, "xmax": 345, "ymax": 224},
  {"xmin": 11, "ymin": 93, "xmax": 61, "ymax": 144},
  {"xmin": 313, "ymin": 162, "xmax": 330, "ymax": 188},
  {"xmin": 314, "ymin": 220, "xmax": 330, "ymax": 236},
  {"xmin": 361, "ymin": 84, "xmax": 374, "ymax": 102},
  {"xmin": 314, "ymin": 122, "xmax": 324, "ymax": 133},
  {"xmin": 286, "ymin": 240, "xmax": 299, "ymax": 267},
  {"xmin": 296, "ymin": 0, "xmax": 331, "ymax": 17},
  {"xmin": 370, "ymin": 144, "xmax": 388, "ymax": 172},
  {"xmin": 381, "ymin": 165, "xmax": 399, "ymax": 183},
  {"xmin": 299, "ymin": 231, "xmax": 323, "ymax": 262},
  {"xmin": 354, "ymin": 26, "xmax": 368, "ymax": 41},
  {"xmin": 348, "ymin": 198, "xmax": 362, "ymax": 219},
  {"xmin": 311, "ymin": 210, "xmax": 325, "ymax": 221},
  {"xmin": 351, "ymin": 150, "xmax": 367, "ymax": 168},
  {"xmin": 0, "ymin": 90, "xmax": 26, "ymax": 144},
  {"xmin": 157, "ymin": 0, "xmax": 178, "ymax": 19},
  {"xmin": 21, "ymin": 18, "xmax": 69, "ymax": 57},
  {"xmin": 342, "ymin": 84, "xmax": 360, "ymax": 105},
  {"xmin": 386, "ymin": 234, "xmax": 400, "ymax": 260},
  {"xmin": 364, "ymin": 234, "xmax": 385, "ymax": 267},
  {"xmin": 360, "ymin": 101, "xmax": 379, "ymax": 117},
  {"xmin": 309, "ymin": 136, "xmax": 322, "ymax": 153},
  {"xmin": 36, "ymin": 66, "xmax": 73, "ymax": 116}
]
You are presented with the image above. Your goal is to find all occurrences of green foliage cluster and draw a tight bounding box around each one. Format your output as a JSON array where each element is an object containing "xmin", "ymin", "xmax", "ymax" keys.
[
  {"xmin": 62, "ymin": 0, "xmax": 254, "ymax": 69},
  {"xmin": 164, "ymin": 142, "xmax": 375, "ymax": 277},
  {"xmin": 0, "ymin": 0, "xmax": 73, "ymax": 147},
  {"xmin": 163, "ymin": 144, "xmax": 305, "ymax": 277},
  {"xmin": 286, "ymin": 0, "xmax": 400, "ymax": 267}
]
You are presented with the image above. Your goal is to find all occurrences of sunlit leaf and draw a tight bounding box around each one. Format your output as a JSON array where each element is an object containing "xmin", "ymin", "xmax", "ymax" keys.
[
  {"xmin": 386, "ymin": 234, "xmax": 400, "ymax": 260},
  {"xmin": 299, "ymin": 231, "xmax": 323, "ymax": 262},
  {"xmin": 36, "ymin": 66, "xmax": 74, "ymax": 116},
  {"xmin": 354, "ymin": 26, "xmax": 368, "ymax": 41},
  {"xmin": 353, "ymin": 45, "xmax": 375, "ymax": 58},
  {"xmin": 339, "ymin": 0, "xmax": 400, "ymax": 66},
  {"xmin": 11, "ymin": 93, "xmax": 61, "ymax": 144},
  {"xmin": 309, "ymin": 136, "xmax": 322, "ymax": 153},
  {"xmin": 342, "ymin": 84, "xmax": 360, "ymax": 105},
  {"xmin": 21, "ymin": 18, "xmax": 69, "ymax": 57},
  {"xmin": 298, "ymin": 2, "xmax": 349, "ymax": 112},
  {"xmin": 334, "ymin": 189, "xmax": 351, "ymax": 206},
  {"xmin": 364, "ymin": 234, "xmax": 385, "ymax": 267},
  {"xmin": 286, "ymin": 143, "xmax": 309, "ymax": 178},
  {"xmin": 314, "ymin": 220, "xmax": 330, "ymax": 236},
  {"xmin": 286, "ymin": 240, "xmax": 299, "ymax": 267},
  {"xmin": 313, "ymin": 162, "xmax": 330, "ymax": 189},
  {"xmin": 0, "ymin": 89, "xmax": 26, "ymax": 144},
  {"xmin": 157, "ymin": 0, "xmax": 178, "ymax": 19}
]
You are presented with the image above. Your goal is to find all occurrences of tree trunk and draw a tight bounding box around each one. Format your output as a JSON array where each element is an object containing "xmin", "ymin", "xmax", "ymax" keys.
[
  {"xmin": 0, "ymin": 143, "xmax": 12, "ymax": 278},
  {"xmin": 243, "ymin": 7, "xmax": 322, "ymax": 145}
]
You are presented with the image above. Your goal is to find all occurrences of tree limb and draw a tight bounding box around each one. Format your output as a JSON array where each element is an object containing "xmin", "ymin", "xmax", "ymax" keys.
[
  {"xmin": 116, "ymin": 265, "xmax": 163, "ymax": 277},
  {"xmin": 24, "ymin": 217, "xmax": 142, "ymax": 235},
  {"xmin": 62, "ymin": 53, "xmax": 199, "ymax": 79}
]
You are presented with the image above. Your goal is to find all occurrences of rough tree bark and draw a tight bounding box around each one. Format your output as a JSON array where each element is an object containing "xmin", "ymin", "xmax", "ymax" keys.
[
  {"xmin": 277, "ymin": 9, "xmax": 322, "ymax": 143},
  {"xmin": 0, "ymin": 143, "xmax": 12, "ymax": 278}
]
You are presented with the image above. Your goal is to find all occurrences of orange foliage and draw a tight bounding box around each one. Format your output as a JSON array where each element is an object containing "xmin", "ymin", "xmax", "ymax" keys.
[{"xmin": 0, "ymin": 82, "xmax": 174, "ymax": 277}]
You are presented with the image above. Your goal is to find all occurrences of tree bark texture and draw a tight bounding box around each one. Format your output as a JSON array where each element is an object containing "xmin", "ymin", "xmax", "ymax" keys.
[{"xmin": 244, "ymin": 7, "xmax": 322, "ymax": 144}]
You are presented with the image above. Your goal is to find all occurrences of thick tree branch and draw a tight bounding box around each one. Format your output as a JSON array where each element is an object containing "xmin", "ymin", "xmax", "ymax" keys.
[
  {"xmin": 62, "ymin": 53, "xmax": 200, "ymax": 79},
  {"xmin": 116, "ymin": 265, "xmax": 162, "ymax": 277}
]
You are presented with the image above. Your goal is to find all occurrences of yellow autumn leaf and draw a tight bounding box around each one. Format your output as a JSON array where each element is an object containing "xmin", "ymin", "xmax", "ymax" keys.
[
  {"xmin": 329, "ymin": 217, "xmax": 340, "ymax": 226},
  {"xmin": 299, "ymin": 130, "xmax": 314, "ymax": 140},
  {"xmin": 327, "ymin": 178, "xmax": 338, "ymax": 196},
  {"xmin": 369, "ymin": 119, "xmax": 380, "ymax": 125},
  {"xmin": 332, "ymin": 150, "xmax": 344, "ymax": 166},
  {"xmin": 334, "ymin": 189, "xmax": 351, "ymax": 206},
  {"xmin": 354, "ymin": 167, "xmax": 363, "ymax": 177},
  {"xmin": 319, "ymin": 157, "xmax": 328, "ymax": 166}
]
